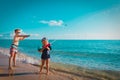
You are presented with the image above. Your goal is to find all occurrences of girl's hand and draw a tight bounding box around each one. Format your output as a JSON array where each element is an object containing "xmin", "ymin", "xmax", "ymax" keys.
[
  {"xmin": 38, "ymin": 48, "xmax": 43, "ymax": 52},
  {"xmin": 46, "ymin": 47, "xmax": 50, "ymax": 50},
  {"xmin": 39, "ymin": 50, "xmax": 43, "ymax": 52}
]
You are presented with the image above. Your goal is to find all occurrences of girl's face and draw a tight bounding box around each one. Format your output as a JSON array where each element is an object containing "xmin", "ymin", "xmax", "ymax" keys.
[
  {"xmin": 42, "ymin": 40, "xmax": 45, "ymax": 45},
  {"xmin": 42, "ymin": 40, "xmax": 48, "ymax": 45}
]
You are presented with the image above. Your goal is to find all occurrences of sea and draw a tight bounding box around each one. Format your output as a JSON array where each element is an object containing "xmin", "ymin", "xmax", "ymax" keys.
[{"xmin": 0, "ymin": 39, "xmax": 120, "ymax": 71}]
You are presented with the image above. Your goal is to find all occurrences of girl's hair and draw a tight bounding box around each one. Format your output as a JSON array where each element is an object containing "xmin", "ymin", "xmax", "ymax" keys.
[{"xmin": 41, "ymin": 37, "xmax": 47, "ymax": 41}]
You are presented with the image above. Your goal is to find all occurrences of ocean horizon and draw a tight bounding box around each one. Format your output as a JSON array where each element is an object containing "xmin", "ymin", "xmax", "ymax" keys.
[{"xmin": 0, "ymin": 39, "xmax": 120, "ymax": 71}]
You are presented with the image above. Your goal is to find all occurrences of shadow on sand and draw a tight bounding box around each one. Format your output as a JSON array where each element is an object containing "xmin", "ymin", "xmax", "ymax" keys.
[{"xmin": 0, "ymin": 69, "xmax": 37, "ymax": 77}]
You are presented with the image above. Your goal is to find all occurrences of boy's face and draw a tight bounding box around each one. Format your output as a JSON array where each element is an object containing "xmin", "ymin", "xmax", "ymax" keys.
[{"xmin": 15, "ymin": 30, "xmax": 21, "ymax": 34}]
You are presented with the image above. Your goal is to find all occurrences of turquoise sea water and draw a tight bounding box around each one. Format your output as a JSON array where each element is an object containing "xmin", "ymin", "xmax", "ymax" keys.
[{"xmin": 0, "ymin": 39, "xmax": 120, "ymax": 71}]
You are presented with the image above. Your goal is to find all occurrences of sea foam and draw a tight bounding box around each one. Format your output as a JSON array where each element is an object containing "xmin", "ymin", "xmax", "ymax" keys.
[{"xmin": 0, "ymin": 47, "xmax": 40, "ymax": 65}]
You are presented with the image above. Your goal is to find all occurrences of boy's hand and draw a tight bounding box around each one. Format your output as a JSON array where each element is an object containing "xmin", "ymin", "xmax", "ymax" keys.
[
  {"xmin": 23, "ymin": 35, "xmax": 30, "ymax": 38},
  {"xmin": 25, "ymin": 35, "xmax": 30, "ymax": 37}
]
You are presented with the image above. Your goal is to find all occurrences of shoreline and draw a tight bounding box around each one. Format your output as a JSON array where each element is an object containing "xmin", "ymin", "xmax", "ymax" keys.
[
  {"xmin": 0, "ymin": 47, "xmax": 120, "ymax": 80},
  {"xmin": 47, "ymin": 62, "xmax": 120, "ymax": 80}
]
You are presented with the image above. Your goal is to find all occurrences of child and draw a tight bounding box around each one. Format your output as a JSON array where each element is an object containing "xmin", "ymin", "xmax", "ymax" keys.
[
  {"xmin": 9, "ymin": 29, "xmax": 30, "ymax": 70},
  {"xmin": 38, "ymin": 37, "xmax": 52, "ymax": 75}
]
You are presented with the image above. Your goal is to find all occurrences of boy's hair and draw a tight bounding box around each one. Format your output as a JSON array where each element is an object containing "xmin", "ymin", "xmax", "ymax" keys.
[{"xmin": 14, "ymin": 29, "xmax": 21, "ymax": 33}]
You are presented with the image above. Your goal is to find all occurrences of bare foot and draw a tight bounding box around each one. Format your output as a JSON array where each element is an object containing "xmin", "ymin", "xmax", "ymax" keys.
[
  {"xmin": 8, "ymin": 67, "xmax": 14, "ymax": 76},
  {"xmin": 46, "ymin": 72, "xmax": 49, "ymax": 75},
  {"xmin": 13, "ymin": 65, "xmax": 17, "ymax": 67},
  {"xmin": 8, "ymin": 67, "xmax": 13, "ymax": 70},
  {"xmin": 39, "ymin": 71, "xmax": 42, "ymax": 74}
]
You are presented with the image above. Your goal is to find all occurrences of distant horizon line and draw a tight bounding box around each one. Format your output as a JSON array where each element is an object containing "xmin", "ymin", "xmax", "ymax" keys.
[{"xmin": 0, "ymin": 38, "xmax": 120, "ymax": 40}]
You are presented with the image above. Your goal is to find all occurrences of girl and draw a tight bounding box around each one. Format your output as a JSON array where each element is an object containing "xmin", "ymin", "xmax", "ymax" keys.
[{"xmin": 38, "ymin": 37, "xmax": 52, "ymax": 75}]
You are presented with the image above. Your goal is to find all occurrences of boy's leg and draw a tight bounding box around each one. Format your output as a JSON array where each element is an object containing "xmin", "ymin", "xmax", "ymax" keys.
[
  {"xmin": 46, "ymin": 59, "xmax": 50, "ymax": 75},
  {"xmin": 13, "ymin": 52, "xmax": 17, "ymax": 67},
  {"xmin": 40, "ymin": 59, "xmax": 45, "ymax": 73},
  {"xmin": 9, "ymin": 52, "xmax": 15, "ymax": 70}
]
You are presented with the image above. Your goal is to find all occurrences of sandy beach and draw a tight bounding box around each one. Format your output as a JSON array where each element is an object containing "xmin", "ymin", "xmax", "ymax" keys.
[{"xmin": 0, "ymin": 48, "xmax": 120, "ymax": 80}]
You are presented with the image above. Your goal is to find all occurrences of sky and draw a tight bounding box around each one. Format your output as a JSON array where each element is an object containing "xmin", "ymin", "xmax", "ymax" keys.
[{"xmin": 0, "ymin": 0, "xmax": 120, "ymax": 39}]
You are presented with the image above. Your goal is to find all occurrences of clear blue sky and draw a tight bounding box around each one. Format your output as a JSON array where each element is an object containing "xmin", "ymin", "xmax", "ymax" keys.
[{"xmin": 0, "ymin": 0, "xmax": 120, "ymax": 39}]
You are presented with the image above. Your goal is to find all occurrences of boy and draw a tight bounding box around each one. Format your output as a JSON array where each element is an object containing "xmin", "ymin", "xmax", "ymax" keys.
[{"xmin": 8, "ymin": 29, "xmax": 30, "ymax": 70}]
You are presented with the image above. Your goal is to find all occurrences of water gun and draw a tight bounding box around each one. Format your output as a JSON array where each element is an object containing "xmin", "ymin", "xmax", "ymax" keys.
[{"xmin": 38, "ymin": 44, "xmax": 50, "ymax": 52}]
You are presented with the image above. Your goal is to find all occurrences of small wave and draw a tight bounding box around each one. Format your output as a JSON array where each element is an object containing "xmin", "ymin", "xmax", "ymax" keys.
[{"xmin": 0, "ymin": 47, "xmax": 40, "ymax": 65}]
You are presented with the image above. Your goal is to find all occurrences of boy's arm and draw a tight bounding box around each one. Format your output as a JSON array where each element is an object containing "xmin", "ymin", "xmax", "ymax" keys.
[
  {"xmin": 17, "ymin": 35, "xmax": 30, "ymax": 37},
  {"xmin": 17, "ymin": 35, "xmax": 30, "ymax": 40}
]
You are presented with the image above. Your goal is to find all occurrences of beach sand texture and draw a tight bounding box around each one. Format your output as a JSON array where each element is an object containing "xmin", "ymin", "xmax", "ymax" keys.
[
  {"xmin": 0, "ymin": 48, "xmax": 120, "ymax": 80},
  {"xmin": 0, "ymin": 54, "xmax": 92, "ymax": 80}
]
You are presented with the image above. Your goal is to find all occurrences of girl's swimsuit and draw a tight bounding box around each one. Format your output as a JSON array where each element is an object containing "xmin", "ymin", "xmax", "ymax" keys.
[
  {"xmin": 41, "ymin": 44, "xmax": 52, "ymax": 60},
  {"xmin": 10, "ymin": 44, "xmax": 18, "ymax": 53}
]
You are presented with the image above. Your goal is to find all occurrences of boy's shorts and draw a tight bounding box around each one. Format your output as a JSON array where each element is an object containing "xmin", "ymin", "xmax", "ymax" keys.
[{"xmin": 10, "ymin": 44, "xmax": 18, "ymax": 53}]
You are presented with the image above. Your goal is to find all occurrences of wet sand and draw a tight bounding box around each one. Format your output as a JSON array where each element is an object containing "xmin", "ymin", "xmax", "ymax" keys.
[{"xmin": 0, "ymin": 48, "xmax": 120, "ymax": 80}]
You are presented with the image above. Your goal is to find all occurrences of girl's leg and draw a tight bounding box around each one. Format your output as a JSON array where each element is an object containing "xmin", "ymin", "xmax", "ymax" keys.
[
  {"xmin": 40, "ymin": 59, "xmax": 45, "ymax": 73},
  {"xmin": 13, "ymin": 52, "xmax": 17, "ymax": 67},
  {"xmin": 46, "ymin": 59, "xmax": 50, "ymax": 75}
]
